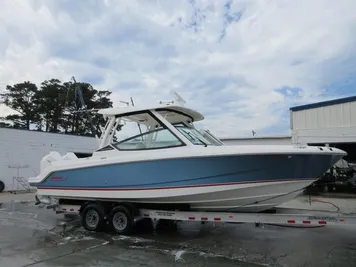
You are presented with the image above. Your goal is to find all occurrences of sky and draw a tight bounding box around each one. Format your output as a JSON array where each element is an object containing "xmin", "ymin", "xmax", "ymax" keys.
[{"xmin": 0, "ymin": 0, "xmax": 356, "ymax": 138}]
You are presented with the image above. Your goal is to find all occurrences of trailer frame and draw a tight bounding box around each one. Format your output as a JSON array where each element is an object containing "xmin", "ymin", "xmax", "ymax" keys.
[{"xmin": 49, "ymin": 200, "xmax": 356, "ymax": 235}]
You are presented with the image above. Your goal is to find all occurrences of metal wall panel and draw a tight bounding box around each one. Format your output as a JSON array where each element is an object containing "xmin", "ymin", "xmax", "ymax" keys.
[
  {"xmin": 292, "ymin": 126, "xmax": 356, "ymax": 144},
  {"xmin": 351, "ymin": 101, "xmax": 356, "ymax": 126},
  {"xmin": 291, "ymin": 100, "xmax": 356, "ymax": 130},
  {"xmin": 0, "ymin": 128, "xmax": 97, "ymax": 192}
]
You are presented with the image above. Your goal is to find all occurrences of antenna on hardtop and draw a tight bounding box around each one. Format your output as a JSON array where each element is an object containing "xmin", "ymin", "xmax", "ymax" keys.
[
  {"xmin": 119, "ymin": 100, "xmax": 130, "ymax": 107},
  {"xmin": 159, "ymin": 91, "xmax": 186, "ymax": 106},
  {"xmin": 171, "ymin": 91, "xmax": 186, "ymax": 106}
]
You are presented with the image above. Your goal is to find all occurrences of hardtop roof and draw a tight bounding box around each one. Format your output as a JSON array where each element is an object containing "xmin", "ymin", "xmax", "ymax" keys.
[{"xmin": 97, "ymin": 105, "xmax": 204, "ymax": 122}]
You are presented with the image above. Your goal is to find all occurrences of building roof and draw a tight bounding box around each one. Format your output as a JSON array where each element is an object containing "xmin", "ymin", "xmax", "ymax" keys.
[{"xmin": 290, "ymin": 95, "xmax": 356, "ymax": 112}]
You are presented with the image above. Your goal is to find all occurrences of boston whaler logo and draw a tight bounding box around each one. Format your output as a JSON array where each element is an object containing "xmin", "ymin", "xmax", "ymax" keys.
[{"xmin": 50, "ymin": 176, "xmax": 67, "ymax": 182}]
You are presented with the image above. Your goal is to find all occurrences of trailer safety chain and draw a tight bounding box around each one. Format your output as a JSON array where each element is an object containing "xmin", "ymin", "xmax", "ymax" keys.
[{"xmin": 311, "ymin": 199, "xmax": 340, "ymax": 212}]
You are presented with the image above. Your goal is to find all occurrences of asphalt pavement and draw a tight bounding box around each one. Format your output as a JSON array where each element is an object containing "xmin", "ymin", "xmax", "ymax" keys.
[{"xmin": 0, "ymin": 193, "xmax": 356, "ymax": 267}]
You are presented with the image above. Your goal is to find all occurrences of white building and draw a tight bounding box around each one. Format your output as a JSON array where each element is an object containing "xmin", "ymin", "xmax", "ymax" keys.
[
  {"xmin": 223, "ymin": 95, "xmax": 356, "ymax": 162},
  {"xmin": 290, "ymin": 96, "xmax": 356, "ymax": 145},
  {"xmin": 0, "ymin": 128, "xmax": 97, "ymax": 192},
  {"xmin": 290, "ymin": 95, "xmax": 356, "ymax": 162}
]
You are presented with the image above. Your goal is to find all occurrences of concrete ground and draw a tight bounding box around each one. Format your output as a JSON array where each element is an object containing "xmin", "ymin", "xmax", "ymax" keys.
[
  {"xmin": 0, "ymin": 192, "xmax": 35, "ymax": 203},
  {"xmin": 0, "ymin": 192, "xmax": 356, "ymax": 267}
]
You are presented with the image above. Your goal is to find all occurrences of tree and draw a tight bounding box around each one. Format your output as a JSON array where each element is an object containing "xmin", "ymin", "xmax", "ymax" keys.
[
  {"xmin": 58, "ymin": 80, "xmax": 113, "ymax": 136},
  {"xmin": 1, "ymin": 78, "xmax": 113, "ymax": 136},
  {"xmin": 0, "ymin": 81, "xmax": 39, "ymax": 129},
  {"xmin": 2, "ymin": 114, "xmax": 24, "ymax": 129},
  {"xmin": 0, "ymin": 120, "xmax": 12, "ymax": 128},
  {"xmin": 84, "ymin": 89, "xmax": 113, "ymax": 136},
  {"xmin": 60, "ymin": 81, "xmax": 96, "ymax": 135},
  {"xmin": 35, "ymin": 79, "xmax": 66, "ymax": 132}
]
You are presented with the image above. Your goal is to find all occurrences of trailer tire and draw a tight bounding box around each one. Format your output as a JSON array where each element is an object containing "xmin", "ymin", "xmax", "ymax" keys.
[
  {"xmin": 109, "ymin": 205, "xmax": 134, "ymax": 235},
  {"xmin": 81, "ymin": 203, "xmax": 106, "ymax": 232},
  {"xmin": 0, "ymin": 181, "xmax": 4, "ymax": 193}
]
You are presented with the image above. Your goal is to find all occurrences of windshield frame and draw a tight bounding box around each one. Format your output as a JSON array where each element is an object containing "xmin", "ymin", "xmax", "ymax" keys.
[
  {"xmin": 110, "ymin": 110, "xmax": 187, "ymax": 151},
  {"xmin": 174, "ymin": 124, "xmax": 214, "ymax": 146}
]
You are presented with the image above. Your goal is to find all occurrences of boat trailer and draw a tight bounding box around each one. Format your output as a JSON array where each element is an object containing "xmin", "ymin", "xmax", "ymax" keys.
[{"xmin": 47, "ymin": 201, "xmax": 356, "ymax": 235}]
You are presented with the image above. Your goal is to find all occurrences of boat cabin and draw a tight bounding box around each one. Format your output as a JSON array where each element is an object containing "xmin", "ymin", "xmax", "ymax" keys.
[{"xmin": 94, "ymin": 105, "xmax": 223, "ymax": 152}]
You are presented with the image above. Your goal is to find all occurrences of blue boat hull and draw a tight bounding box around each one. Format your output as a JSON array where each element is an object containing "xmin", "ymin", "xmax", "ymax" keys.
[
  {"xmin": 31, "ymin": 153, "xmax": 338, "ymax": 190},
  {"xmin": 30, "ymin": 152, "xmax": 343, "ymax": 212}
]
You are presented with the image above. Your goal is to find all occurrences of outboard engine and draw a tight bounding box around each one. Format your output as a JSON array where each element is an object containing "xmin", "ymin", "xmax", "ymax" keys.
[
  {"xmin": 39, "ymin": 151, "xmax": 78, "ymax": 173},
  {"xmin": 39, "ymin": 151, "xmax": 62, "ymax": 172}
]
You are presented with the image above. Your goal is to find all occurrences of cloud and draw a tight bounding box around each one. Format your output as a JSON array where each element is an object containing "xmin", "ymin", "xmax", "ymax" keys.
[{"xmin": 1, "ymin": 0, "xmax": 356, "ymax": 138}]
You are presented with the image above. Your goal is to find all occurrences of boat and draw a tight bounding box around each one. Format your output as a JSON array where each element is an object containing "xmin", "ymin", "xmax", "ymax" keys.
[{"xmin": 28, "ymin": 95, "xmax": 347, "ymax": 213}]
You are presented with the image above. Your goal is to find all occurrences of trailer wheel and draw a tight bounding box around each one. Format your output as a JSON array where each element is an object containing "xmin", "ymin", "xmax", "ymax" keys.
[
  {"xmin": 0, "ymin": 181, "xmax": 4, "ymax": 193},
  {"xmin": 109, "ymin": 205, "xmax": 134, "ymax": 235},
  {"xmin": 81, "ymin": 203, "xmax": 106, "ymax": 232}
]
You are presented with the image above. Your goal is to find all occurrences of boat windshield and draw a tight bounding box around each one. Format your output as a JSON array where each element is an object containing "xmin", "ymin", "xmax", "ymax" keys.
[
  {"xmin": 174, "ymin": 125, "xmax": 213, "ymax": 146},
  {"xmin": 111, "ymin": 112, "xmax": 185, "ymax": 151},
  {"xmin": 110, "ymin": 111, "xmax": 218, "ymax": 150}
]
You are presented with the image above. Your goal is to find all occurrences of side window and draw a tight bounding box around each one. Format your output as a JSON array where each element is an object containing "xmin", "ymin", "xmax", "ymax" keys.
[
  {"xmin": 114, "ymin": 120, "xmax": 147, "ymax": 142},
  {"xmin": 149, "ymin": 129, "xmax": 183, "ymax": 148},
  {"xmin": 116, "ymin": 137, "xmax": 147, "ymax": 150},
  {"xmin": 113, "ymin": 128, "xmax": 183, "ymax": 150}
]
